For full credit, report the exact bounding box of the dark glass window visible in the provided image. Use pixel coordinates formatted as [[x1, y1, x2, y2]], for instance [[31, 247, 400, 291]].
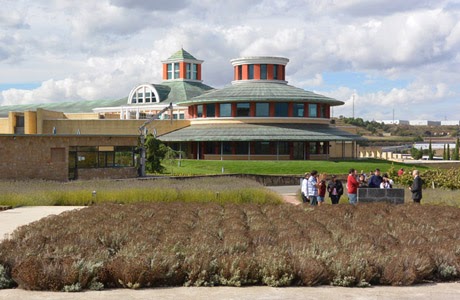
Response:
[[238, 65, 242, 80], [260, 64, 267, 79], [248, 64, 254, 79], [309, 142, 317, 154], [223, 142, 232, 154], [255, 103, 269, 117], [309, 104, 317, 117], [293, 103, 304, 117], [192, 64, 197, 80], [197, 105, 203, 118], [235, 142, 248, 155], [220, 103, 232, 117], [275, 102, 289, 117], [206, 104, 215, 118], [273, 65, 278, 80], [186, 63, 191, 79], [278, 142, 290, 155], [254, 142, 272, 154], [236, 103, 250, 117], [320, 104, 327, 118]]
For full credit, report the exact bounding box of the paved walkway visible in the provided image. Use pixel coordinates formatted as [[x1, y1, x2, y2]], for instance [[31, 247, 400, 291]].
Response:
[[1, 190, 459, 299]]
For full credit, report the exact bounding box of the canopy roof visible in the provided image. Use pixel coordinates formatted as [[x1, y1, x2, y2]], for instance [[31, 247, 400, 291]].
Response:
[[159, 123, 362, 142]]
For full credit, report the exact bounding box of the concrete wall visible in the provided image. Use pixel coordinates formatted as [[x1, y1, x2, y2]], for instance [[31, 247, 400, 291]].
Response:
[[37, 109, 66, 134], [329, 141, 356, 159], [43, 119, 190, 135], [24, 111, 37, 134], [0, 118, 8, 134], [0, 135, 138, 181]]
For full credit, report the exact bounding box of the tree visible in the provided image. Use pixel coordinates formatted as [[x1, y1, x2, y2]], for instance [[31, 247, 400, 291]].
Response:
[[411, 147, 423, 160], [144, 134, 167, 173], [428, 140, 434, 160], [443, 144, 447, 160], [447, 143, 451, 160], [453, 137, 460, 160]]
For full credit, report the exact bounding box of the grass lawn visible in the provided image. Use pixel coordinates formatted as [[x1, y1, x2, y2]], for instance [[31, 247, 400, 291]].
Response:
[[163, 159, 427, 176]]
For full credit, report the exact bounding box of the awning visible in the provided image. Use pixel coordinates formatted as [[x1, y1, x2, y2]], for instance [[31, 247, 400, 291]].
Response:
[[158, 123, 364, 142]]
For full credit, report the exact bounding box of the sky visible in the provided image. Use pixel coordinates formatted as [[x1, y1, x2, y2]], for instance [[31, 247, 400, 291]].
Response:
[[1, 0, 460, 121]]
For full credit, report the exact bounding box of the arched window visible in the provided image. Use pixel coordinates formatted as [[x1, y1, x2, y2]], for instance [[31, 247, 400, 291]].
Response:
[[127, 84, 161, 105]]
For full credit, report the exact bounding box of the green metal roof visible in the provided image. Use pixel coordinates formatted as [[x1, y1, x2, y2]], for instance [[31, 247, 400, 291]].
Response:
[[177, 82, 344, 106], [167, 48, 198, 61], [158, 81, 214, 104], [159, 123, 363, 142], [0, 97, 128, 117]]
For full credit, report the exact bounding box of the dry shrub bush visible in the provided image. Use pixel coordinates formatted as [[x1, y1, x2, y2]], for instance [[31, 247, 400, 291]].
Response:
[[1, 202, 460, 291]]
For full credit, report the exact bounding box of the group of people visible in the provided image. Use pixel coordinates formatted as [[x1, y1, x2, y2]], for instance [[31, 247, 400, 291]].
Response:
[[301, 168, 423, 205]]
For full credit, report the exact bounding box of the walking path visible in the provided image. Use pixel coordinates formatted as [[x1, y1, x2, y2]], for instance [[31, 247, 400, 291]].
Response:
[[1, 188, 459, 299]]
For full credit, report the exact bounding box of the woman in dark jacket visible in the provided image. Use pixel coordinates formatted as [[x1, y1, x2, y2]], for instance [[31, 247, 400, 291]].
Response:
[[327, 175, 344, 204]]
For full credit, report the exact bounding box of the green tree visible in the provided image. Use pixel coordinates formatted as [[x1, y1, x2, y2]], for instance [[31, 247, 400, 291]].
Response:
[[453, 137, 460, 160], [443, 144, 447, 160], [411, 147, 423, 160], [447, 143, 451, 160], [145, 134, 167, 173], [428, 140, 434, 160]]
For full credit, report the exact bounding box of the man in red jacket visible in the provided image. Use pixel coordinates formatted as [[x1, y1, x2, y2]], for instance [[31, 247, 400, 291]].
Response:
[[347, 168, 359, 204]]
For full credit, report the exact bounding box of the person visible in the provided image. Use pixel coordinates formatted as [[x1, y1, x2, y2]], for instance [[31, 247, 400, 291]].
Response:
[[398, 168, 405, 176], [347, 168, 359, 204], [409, 170, 423, 203], [368, 168, 383, 188], [360, 170, 367, 181], [317, 174, 327, 206], [307, 170, 319, 206], [380, 174, 393, 189], [358, 173, 368, 187], [300, 172, 309, 203], [327, 175, 343, 204]]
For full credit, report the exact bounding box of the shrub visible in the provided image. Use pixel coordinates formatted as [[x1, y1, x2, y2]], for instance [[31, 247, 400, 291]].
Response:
[[0, 264, 14, 289]]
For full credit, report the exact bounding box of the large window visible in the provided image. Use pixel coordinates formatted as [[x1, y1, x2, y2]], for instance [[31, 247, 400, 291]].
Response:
[[69, 146, 135, 169], [197, 105, 203, 118], [293, 103, 304, 117], [260, 64, 267, 79], [174, 63, 180, 79], [273, 65, 278, 80], [187, 63, 197, 80], [167, 63, 173, 79], [130, 85, 158, 104], [275, 102, 289, 117], [248, 64, 254, 79], [255, 103, 269, 117], [278, 142, 290, 155], [220, 103, 232, 117], [309, 104, 318, 117], [238, 65, 242, 80], [236, 103, 250, 117], [254, 142, 272, 154], [235, 142, 248, 155], [320, 104, 327, 118], [206, 104, 215, 118], [309, 142, 317, 154]]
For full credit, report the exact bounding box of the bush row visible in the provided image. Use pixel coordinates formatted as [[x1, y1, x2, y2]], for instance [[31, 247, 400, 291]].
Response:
[[1, 202, 459, 291]]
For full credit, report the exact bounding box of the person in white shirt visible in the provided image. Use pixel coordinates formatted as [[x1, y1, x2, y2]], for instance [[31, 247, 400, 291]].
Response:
[[300, 172, 309, 203]]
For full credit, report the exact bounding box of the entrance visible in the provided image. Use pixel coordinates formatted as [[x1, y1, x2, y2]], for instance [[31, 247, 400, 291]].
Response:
[[293, 142, 305, 160]]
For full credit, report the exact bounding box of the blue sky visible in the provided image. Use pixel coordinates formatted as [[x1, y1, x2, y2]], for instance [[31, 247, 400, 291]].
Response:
[[1, 0, 460, 120]]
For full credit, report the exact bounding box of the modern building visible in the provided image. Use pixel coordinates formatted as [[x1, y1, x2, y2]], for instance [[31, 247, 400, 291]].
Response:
[[0, 49, 362, 180], [408, 120, 441, 126], [377, 120, 410, 125]]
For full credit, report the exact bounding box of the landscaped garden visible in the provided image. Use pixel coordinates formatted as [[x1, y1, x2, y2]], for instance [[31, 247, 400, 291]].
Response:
[[1, 164, 460, 291]]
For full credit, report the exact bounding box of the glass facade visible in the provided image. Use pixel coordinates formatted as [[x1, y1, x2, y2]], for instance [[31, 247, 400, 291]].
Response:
[[197, 105, 203, 118], [275, 102, 289, 117], [255, 103, 269, 117], [273, 65, 278, 80]]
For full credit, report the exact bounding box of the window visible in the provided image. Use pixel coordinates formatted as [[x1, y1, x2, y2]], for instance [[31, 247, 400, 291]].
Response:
[[186, 63, 191, 79], [273, 65, 278, 80], [278, 142, 289, 155], [309, 142, 317, 154], [235, 142, 248, 154], [309, 104, 317, 117], [174, 63, 180, 79], [192, 64, 197, 80], [129, 85, 158, 105], [320, 104, 327, 118], [260, 64, 267, 79], [167, 63, 173, 79], [255, 103, 269, 117], [206, 104, 215, 118], [220, 103, 232, 117], [236, 103, 250, 117], [248, 64, 254, 79], [275, 102, 289, 117], [293, 103, 304, 117], [254, 142, 272, 154], [197, 105, 203, 118], [238, 65, 242, 80], [137, 91, 143, 103], [222, 142, 232, 154]]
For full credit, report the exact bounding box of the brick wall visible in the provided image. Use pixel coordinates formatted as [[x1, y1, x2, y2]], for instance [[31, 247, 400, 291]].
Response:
[[0, 135, 138, 181], [357, 188, 405, 204], [77, 167, 138, 180]]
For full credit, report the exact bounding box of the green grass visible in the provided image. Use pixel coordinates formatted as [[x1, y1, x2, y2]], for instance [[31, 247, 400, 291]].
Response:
[[163, 159, 427, 176]]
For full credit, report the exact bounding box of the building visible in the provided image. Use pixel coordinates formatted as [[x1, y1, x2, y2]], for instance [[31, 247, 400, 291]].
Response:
[[0, 49, 362, 180], [408, 120, 441, 126], [377, 120, 410, 125]]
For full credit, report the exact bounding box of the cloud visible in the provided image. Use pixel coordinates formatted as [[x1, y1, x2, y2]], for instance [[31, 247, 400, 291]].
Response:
[[109, 0, 190, 11]]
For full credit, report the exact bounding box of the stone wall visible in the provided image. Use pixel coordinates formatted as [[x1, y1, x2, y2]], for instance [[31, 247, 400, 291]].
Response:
[[357, 188, 405, 204], [77, 167, 138, 180]]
